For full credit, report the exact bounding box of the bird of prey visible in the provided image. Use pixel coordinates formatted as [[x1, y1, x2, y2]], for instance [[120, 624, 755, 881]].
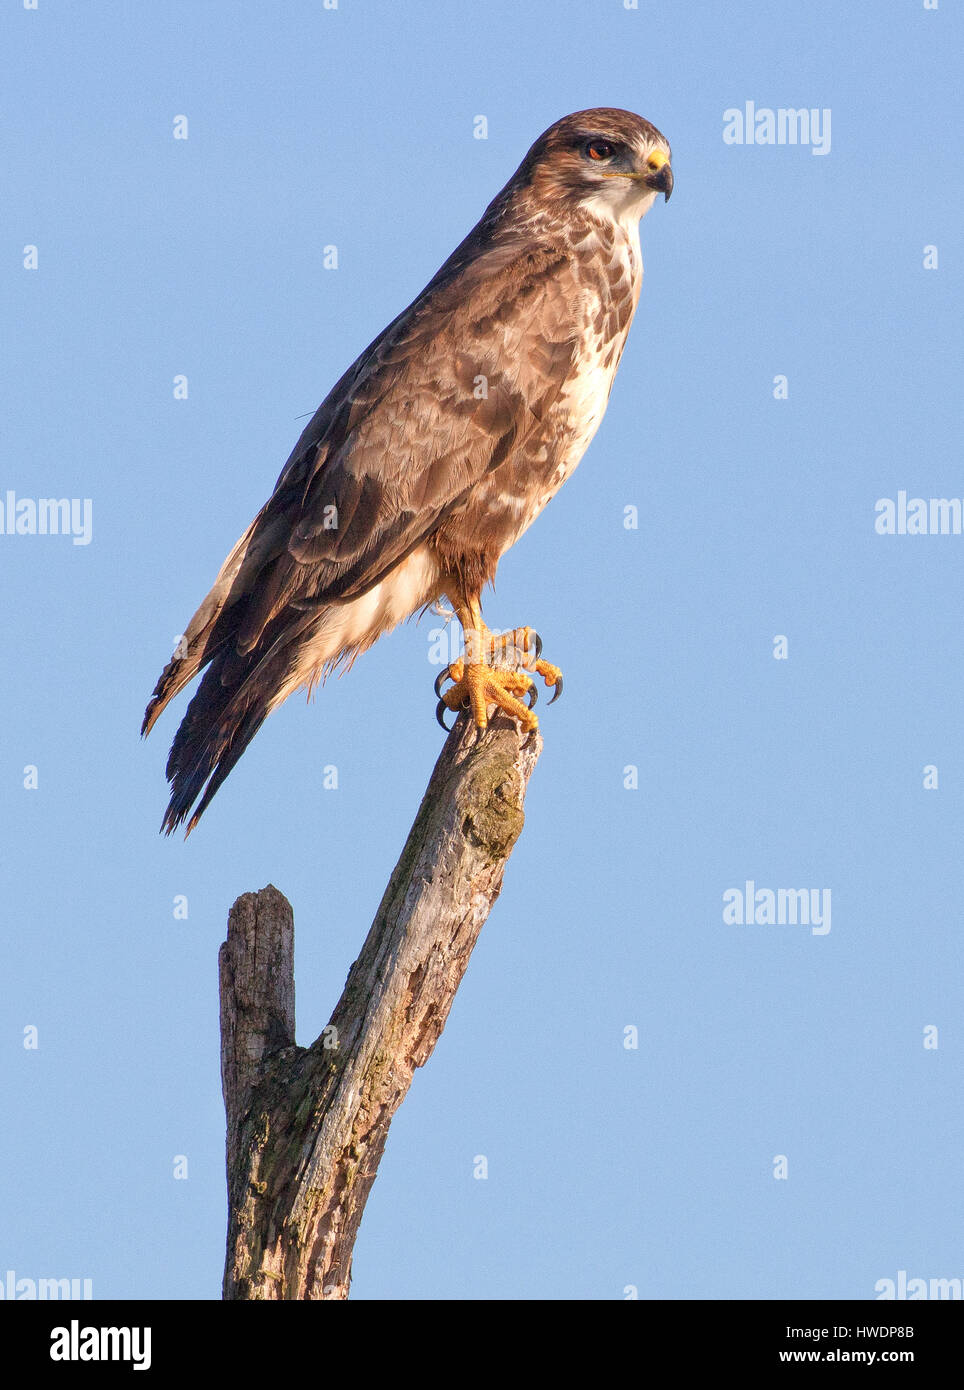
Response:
[[143, 107, 673, 834]]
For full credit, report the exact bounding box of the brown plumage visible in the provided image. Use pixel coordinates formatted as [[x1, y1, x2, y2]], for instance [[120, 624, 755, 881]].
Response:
[[143, 108, 673, 834]]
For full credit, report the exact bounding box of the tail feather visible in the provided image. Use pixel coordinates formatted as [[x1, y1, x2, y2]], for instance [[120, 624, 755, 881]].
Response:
[[157, 610, 318, 836], [141, 641, 219, 739], [141, 514, 270, 739], [159, 658, 273, 836], [143, 535, 439, 834]]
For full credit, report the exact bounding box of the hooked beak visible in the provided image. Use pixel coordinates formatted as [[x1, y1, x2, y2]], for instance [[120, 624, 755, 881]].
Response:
[[645, 150, 673, 201]]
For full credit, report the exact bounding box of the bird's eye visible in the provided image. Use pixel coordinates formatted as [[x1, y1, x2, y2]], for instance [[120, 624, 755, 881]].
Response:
[[586, 140, 616, 161]]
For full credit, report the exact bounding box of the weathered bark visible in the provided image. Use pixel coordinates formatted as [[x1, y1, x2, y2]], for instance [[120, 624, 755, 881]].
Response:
[[219, 711, 542, 1299]]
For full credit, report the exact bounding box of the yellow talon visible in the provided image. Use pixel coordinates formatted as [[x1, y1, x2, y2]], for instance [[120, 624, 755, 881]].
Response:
[[434, 623, 563, 731], [440, 662, 538, 732]]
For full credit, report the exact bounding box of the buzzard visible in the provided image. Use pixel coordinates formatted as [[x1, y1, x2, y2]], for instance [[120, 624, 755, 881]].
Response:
[[143, 108, 673, 834]]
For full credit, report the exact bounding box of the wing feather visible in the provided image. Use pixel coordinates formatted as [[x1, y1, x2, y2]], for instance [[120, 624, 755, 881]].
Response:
[[192, 236, 581, 658]]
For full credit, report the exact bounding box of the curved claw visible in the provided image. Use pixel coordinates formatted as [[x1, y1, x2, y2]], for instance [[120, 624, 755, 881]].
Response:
[[548, 674, 563, 705], [434, 668, 449, 698], [526, 681, 539, 710], [531, 630, 543, 661], [436, 699, 453, 732]]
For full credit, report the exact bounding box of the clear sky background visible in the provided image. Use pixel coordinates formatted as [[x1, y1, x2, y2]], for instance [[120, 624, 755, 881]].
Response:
[[2, 0, 962, 1301]]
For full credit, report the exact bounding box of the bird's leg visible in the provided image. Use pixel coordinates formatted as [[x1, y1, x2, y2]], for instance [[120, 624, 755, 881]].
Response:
[[437, 599, 536, 732], [434, 597, 563, 733]]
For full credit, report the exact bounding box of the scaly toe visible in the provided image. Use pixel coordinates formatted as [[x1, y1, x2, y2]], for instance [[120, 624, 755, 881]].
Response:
[[437, 663, 538, 733], [532, 657, 563, 702]]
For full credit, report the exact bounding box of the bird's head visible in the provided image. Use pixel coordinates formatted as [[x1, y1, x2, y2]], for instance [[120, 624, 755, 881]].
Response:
[[520, 108, 673, 227]]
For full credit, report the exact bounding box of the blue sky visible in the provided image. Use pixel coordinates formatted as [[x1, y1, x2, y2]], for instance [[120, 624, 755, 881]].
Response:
[[2, 0, 962, 1300]]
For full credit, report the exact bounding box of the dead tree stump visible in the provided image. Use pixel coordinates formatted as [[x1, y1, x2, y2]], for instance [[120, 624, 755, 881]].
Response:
[[219, 712, 542, 1299]]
